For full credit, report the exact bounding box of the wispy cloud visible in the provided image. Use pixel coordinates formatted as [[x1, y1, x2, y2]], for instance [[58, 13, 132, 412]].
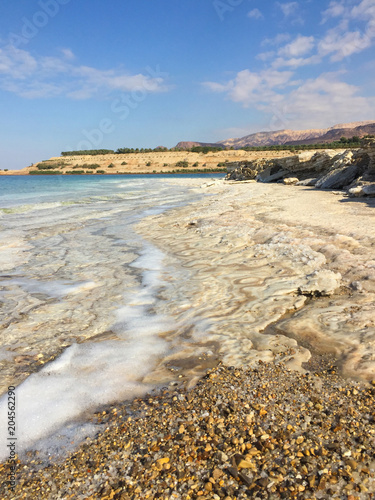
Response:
[[204, 0, 375, 130], [277, 1, 299, 17], [261, 33, 292, 46], [318, 0, 375, 61], [203, 68, 375, 130], [247, 8, 264, 20], [203, 68, 296, 108], [321, 1, 346, 23], [277, 35, 315, 57], [0, 45, 170, 99], [276, 1, 304, 25], [270, 34, 318, 68]]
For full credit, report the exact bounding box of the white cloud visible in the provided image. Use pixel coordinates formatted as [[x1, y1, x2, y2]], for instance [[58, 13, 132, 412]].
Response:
[[282, 72, 375, 128], [203, 68, 295, 108], [276, 1, 305, 24], [0, 45, 37, 79], [256, 51, 276, 61], [0, 45, 170, 99], [318, 25, 373, 61], [203, 69, 375, 130], [350, 0, 375, 22], [277, 1, 299, 17], [263, 35, 319, 68], [204, 1, 375, 131], [60, 48, 75, 60], [319, 0, 375, 60], [321, 1, 346, 23], [248, 8, 264, 20], [261, 33, 292, 46], [278, 35, 315, 57], [272, 55, 321, 68]]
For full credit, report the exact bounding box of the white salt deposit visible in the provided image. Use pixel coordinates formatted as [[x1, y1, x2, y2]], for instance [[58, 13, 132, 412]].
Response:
[[0, 241, 174, 461], [0, 175, 208, 462], [4, 278, 98, 298]]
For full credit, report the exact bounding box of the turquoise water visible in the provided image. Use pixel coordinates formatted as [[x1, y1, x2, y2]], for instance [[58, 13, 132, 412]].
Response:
[[0, 173, 222, 208], [0, 173, 223, 460]]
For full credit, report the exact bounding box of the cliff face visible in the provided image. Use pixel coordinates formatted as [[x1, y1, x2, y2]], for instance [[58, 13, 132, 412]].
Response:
[[226, 138, 375, 198]]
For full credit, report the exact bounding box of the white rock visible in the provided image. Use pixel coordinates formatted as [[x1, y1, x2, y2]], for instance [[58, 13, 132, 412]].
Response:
[[283, 177, 299, 185], [299, 270, 342, 296]]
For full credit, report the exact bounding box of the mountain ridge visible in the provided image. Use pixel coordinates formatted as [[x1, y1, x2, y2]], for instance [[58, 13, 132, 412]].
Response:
[[175, 121, 375, 149]]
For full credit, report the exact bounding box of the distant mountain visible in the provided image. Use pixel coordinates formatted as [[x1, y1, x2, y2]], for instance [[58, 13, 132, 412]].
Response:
[[283, 123, 375, 146], [174, 141, 219, 149], [175, 121, 375, 149]]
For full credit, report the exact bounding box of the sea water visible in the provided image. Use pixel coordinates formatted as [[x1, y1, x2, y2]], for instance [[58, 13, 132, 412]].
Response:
[[0, 174, 222, 461]]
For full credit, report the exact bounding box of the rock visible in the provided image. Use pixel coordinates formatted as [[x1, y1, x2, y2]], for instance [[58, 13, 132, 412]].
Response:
[[348, 183, 375, 197], [348, 186, 364, 197], [349, 281, 363, 292], [283, 177, 299, 185], [304, 151, 339, 174], [345, 459, 358, 470], [359, 137, 375, 173], [362, 184, 375, 196], [226, 141, 375, 189], [298, 270, 342, 296], [296, 178, 317, 186], [212, 468, 223, 480], [257, 167, 288, 183], [225, 160, 263, 181], [315, 164, 359, 190], [217, 451, 229, 462]]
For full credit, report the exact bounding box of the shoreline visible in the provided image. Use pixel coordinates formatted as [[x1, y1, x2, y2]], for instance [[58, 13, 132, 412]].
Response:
[[135, 179, 375, 382], [1, 179, 375, 498]]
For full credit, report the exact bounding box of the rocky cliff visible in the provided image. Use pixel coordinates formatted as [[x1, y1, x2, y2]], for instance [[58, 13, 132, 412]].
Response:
[[226, 138, 375, 198]]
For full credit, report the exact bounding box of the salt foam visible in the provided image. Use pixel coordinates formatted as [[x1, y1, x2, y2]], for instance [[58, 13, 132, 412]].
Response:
[[0, 242, 175, 461]]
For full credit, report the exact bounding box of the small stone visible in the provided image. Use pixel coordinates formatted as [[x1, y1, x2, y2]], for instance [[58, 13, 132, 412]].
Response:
[[156, 457, 170, 467], [237, 459, 253, 469], [212, 468, 223, 480], [218, 451, 229, 462], [345, 459, 358, 470], [227, 466, 239, 479], [245, 412, 254, 424]]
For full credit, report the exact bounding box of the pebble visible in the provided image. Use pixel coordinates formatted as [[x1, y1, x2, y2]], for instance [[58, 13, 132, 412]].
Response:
[[2, 362, 375, 499]]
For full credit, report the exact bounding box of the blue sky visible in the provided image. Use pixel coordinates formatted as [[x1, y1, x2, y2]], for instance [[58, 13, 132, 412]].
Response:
[[0, 0, 374, 169]]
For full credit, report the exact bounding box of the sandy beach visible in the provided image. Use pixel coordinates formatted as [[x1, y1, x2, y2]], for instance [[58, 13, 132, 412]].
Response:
[[1, 178, 375, 499]]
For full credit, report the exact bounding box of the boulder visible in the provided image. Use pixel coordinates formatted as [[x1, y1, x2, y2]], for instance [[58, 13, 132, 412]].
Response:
[[283, 177, 299, 185], [348, 183, 375, 197], [362, 184, 375, 196], [315, 164, 359, 190], [256, 167, 288, 183], [298, 270, 342, 297], [296, 178, 317, 186], [305, 151, 339, 173], [225, 166, 257, 181]]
